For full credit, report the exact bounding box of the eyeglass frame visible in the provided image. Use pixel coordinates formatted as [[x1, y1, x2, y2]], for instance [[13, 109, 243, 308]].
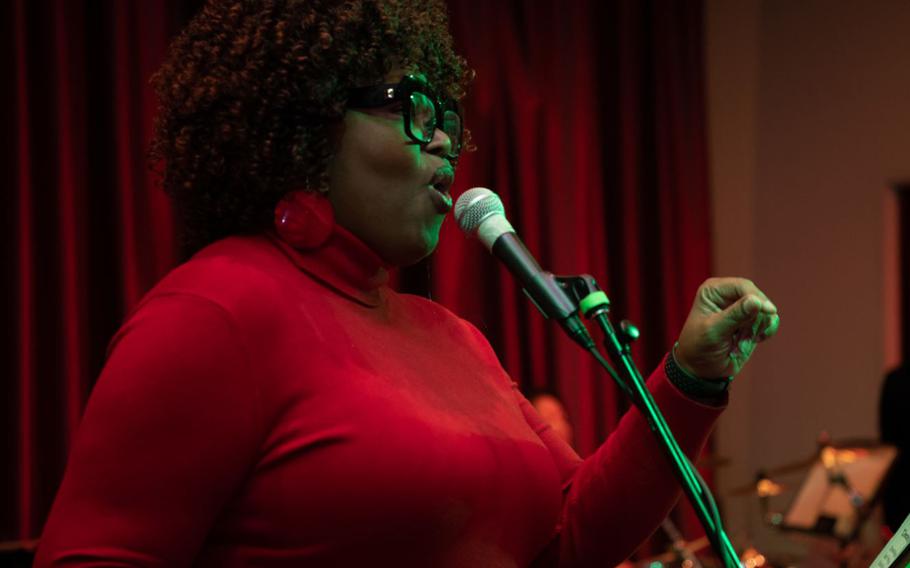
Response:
[[347, 74, 463, 159]]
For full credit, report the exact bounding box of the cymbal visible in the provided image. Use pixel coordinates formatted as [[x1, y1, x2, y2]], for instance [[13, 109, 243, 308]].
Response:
[[761, 456, 817, 478], [760, 438, 886, 477], [726, 437, 888, 498], [818, 436, 883, 449], [727, 478, 787, 498], [725, 459, 813, 497]]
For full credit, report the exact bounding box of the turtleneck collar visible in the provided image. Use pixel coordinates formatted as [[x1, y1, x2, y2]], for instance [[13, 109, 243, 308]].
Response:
[[267, 224, 390, 308]]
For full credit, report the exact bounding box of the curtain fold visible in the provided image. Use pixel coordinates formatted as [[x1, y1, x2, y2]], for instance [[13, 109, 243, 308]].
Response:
[[4, 0, 192, 541], [4, 0, 712, 553], [437, 0, 711, 461]]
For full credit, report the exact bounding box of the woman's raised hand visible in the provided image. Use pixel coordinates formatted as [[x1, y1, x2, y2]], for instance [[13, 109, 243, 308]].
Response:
[[675, 277, 781, 379]]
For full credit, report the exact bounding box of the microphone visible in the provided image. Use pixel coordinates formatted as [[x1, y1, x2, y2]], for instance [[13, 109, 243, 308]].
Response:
[[454, 187, 594, 349]]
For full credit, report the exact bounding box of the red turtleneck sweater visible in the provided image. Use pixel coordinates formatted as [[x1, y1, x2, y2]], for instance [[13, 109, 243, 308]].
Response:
[[35, 227, 724, 567]]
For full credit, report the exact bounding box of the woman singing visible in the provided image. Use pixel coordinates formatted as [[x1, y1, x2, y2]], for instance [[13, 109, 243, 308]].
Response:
[[35, 0, 779, 566]]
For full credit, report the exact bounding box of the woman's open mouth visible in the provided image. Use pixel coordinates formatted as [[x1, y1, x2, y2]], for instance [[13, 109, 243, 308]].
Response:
[[428, 167, 455, 213]]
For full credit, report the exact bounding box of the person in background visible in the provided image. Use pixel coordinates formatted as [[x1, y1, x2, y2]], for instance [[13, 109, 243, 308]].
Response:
[[528, 389, 575, 447]]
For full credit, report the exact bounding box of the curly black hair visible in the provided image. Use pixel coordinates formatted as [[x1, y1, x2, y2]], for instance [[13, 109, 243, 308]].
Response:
[[149, 0, 471, 254]]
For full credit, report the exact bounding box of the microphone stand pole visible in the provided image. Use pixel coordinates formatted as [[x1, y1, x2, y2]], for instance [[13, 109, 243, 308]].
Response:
[[556, 275, 741, 568]]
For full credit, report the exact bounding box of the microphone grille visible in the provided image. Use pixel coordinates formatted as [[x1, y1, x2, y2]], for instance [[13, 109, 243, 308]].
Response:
[[454, 187, 504, 234]]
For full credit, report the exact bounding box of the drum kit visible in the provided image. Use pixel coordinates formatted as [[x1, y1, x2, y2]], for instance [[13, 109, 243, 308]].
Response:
[[631, 435, 898, 568]]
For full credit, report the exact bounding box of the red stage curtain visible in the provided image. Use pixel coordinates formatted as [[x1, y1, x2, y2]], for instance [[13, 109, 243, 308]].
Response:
[[432, 0, 712, 463], [3, 0, 712, 550], [3, 0, 196, 542]]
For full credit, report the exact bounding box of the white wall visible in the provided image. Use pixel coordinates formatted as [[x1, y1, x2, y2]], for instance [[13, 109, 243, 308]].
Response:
[[706, 0, 910, 559]]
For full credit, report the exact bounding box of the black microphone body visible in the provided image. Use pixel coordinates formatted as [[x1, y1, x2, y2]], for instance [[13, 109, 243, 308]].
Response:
[[491, 233, 577, 321], [455, 188, 594, 349]]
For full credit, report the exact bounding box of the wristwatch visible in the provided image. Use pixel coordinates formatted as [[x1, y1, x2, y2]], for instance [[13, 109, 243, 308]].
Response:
[[665, 342, 732, 402]]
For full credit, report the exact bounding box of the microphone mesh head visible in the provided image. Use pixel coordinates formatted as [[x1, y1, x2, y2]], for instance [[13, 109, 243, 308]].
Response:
[[454, 187, 504, 234]]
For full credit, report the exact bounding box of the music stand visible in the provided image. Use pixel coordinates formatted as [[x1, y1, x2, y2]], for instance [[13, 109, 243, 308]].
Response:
[[778, 443, 897, 543]]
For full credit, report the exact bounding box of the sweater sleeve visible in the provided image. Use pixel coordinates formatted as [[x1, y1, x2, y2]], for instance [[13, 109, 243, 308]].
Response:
[[519, 355, 726, 568], [34, 294, 263, 567]]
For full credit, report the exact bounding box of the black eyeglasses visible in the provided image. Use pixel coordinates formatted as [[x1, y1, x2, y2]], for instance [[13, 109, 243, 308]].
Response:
[[347, 74, 463, 159]]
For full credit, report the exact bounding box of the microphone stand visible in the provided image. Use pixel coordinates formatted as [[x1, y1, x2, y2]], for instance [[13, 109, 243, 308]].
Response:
[[554, 275, 742, 568]]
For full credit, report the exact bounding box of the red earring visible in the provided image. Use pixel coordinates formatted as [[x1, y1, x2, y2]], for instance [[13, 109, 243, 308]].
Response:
[[274, 190, 335, 250]]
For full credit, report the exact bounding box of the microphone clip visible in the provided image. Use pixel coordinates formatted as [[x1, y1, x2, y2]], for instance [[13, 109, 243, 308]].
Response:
[[554, 275, 639, 351], [554, 274, 609, 316]]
